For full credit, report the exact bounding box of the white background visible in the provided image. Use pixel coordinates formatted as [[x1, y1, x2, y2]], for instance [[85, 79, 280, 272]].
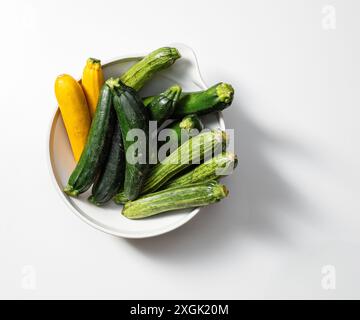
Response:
[[0, 0, 359, 299]]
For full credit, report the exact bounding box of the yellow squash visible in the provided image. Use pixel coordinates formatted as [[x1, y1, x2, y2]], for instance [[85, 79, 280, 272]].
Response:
[[81, 58, 104, 117], [55, 74, 91, 162]]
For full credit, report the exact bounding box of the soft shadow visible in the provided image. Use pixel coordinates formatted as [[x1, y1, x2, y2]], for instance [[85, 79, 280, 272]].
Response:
[[119, 88, 309, 263]]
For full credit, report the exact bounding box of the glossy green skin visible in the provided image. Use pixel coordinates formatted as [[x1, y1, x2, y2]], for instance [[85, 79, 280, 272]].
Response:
[[173, 83, 234, 118], [111, 81, 149, 201], [142, 130, 228, 194], [146, 85, 181, 125], [119, 47, 181, 91], [122, 180, 228, 219], [88, 120, 125, 205], [165, 152, 238, 188], [64, 85, 113, 196]]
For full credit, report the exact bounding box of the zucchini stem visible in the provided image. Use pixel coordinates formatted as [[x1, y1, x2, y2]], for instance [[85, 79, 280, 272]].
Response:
[[105, 77, 120, 90], [216, 83, 234, 104], [122, 180, 228, 219], [64, 184, 79, 197], [86, 58, 102, 70]]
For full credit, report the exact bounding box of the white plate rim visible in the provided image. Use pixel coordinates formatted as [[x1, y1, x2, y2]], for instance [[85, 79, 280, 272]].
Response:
[[47, 43, 225, 239]]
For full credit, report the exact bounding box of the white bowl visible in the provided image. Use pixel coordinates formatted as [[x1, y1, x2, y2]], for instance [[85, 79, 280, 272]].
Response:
[[48, 43, 225, 238]]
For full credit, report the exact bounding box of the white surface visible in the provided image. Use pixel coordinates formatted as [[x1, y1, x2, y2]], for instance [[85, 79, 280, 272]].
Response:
[[1, 0, 359, 299], [49, 44, 224, 238]]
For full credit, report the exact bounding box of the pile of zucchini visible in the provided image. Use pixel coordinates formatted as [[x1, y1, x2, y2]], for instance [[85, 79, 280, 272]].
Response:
[[63, 47, 237, 219]]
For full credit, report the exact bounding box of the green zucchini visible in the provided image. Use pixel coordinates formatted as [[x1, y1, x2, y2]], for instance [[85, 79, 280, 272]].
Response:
[[142, 129, 228, 194], [175, 114, 204, 132], [107, 78, 149, 201], [88, 120, 125, 205], [64, 84, 113, 196], [158, 114, 204, 160], [113, 191, 129, 205], [122, 180, 229, 219], [119, 47, 181, 91], [145, 85, 182, 125], [114, 130, 228, 204], [164, 83, 233, 118], [164, 152, 238, 188]]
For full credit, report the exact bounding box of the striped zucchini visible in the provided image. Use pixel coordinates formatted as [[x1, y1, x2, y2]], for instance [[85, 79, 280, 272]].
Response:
[[119, 47, 181, 90], [114, 130, 228, 204], [164, 152, 238, 188], [122, 180, 229, 219], [144, 130, 228, 193], [158, 114, 204, 157]]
